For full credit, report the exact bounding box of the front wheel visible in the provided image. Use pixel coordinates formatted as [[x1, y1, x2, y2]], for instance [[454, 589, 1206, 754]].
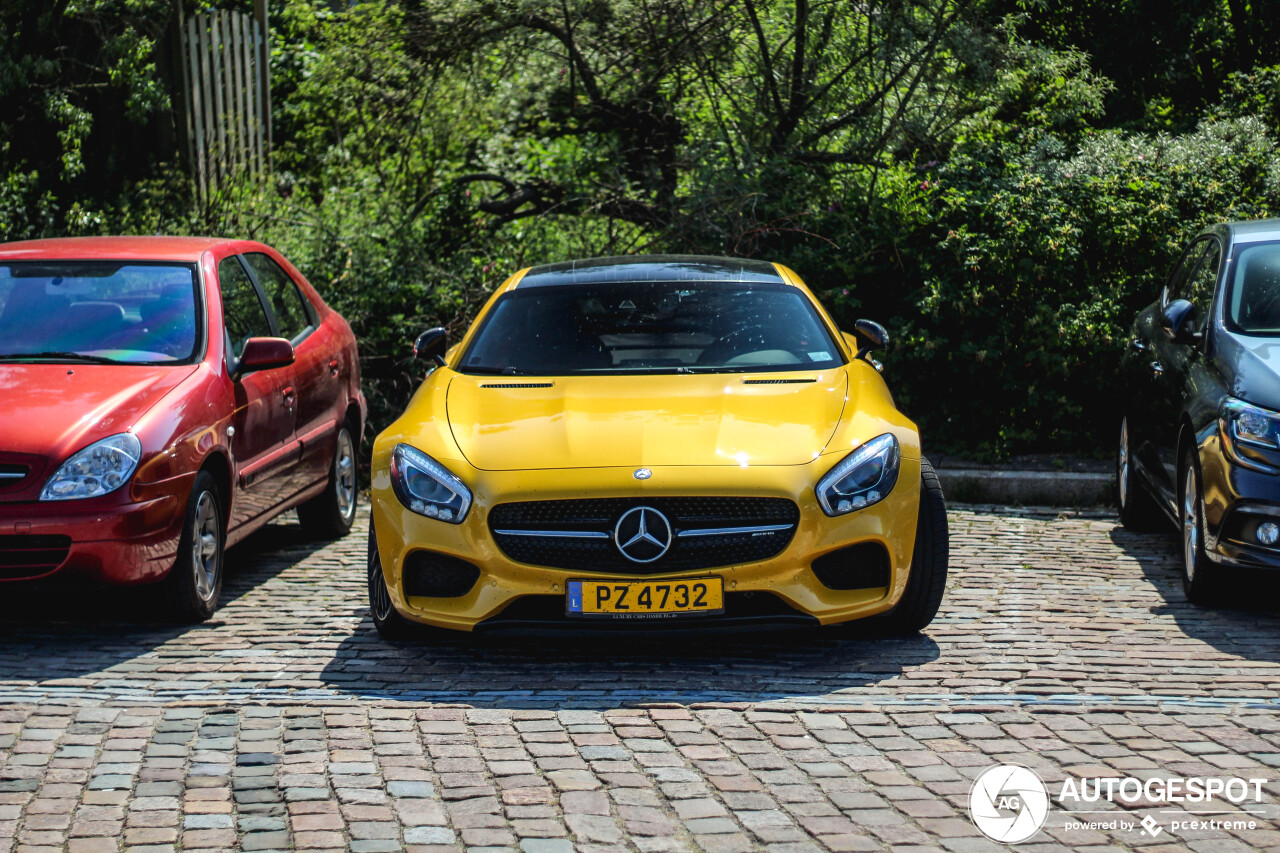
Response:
[[876, 457, 949, 634], [298, 422, 359, 539], [367, 522, 418, 640], [1180, 450, 1220, 605], [163, 470, 225, 622]]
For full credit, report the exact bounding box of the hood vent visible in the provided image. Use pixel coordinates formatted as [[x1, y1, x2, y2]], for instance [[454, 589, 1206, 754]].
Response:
[[742, 377, 817, 384], [480, 382, 555, 389]]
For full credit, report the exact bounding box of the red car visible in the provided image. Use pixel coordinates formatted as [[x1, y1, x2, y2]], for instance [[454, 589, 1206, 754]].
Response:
[[0, 236, 365, 620]]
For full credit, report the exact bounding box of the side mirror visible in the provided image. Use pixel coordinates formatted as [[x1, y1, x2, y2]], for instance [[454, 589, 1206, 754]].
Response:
[[414, 327, 448, 366], [852, 318, 890, 359], [1160, 299, 1201, 345], [237, 337, 294, 376]]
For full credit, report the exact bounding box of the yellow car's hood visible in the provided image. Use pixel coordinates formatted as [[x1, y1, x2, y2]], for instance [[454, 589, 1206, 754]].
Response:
[[446, 371, 849, 470]]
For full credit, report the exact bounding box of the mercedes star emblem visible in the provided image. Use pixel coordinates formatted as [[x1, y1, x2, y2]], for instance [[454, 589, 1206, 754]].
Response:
[[613, 506, 673, 563]]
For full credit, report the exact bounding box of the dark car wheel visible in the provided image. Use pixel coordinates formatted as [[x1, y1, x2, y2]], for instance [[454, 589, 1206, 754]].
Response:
[[1180, 449, 1220, 605], [1116, 415, 1166, 531], [163, 470, 225, 622], [298, 421, 359, 539], [368, 521, 419, 640], [876, 457, 949, 635]]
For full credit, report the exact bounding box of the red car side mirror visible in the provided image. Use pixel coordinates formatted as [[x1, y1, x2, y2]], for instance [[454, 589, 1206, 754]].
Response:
[[237, 337, 295, 376]]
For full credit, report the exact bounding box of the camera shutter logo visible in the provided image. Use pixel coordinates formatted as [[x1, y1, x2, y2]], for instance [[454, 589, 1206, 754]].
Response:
[[968, 764, 1049, 844]]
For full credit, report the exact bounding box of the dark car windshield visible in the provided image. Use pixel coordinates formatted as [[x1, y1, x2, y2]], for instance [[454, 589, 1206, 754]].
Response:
[[1229, 241, 1280, 335], [458, 281, 844, 375], [0, 262, 201, 364]]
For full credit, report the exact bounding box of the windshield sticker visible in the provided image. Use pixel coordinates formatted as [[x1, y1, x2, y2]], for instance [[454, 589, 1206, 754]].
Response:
[[808, 351, 832, 361]]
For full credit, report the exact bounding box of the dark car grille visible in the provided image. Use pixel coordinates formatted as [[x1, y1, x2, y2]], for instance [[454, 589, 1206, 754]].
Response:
[[0, 535, 71, 580], [488, 497, 799, 573], [0, 464, 29, 491]]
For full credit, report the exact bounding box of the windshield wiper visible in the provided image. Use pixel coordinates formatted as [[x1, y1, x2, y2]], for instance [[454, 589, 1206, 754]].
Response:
[[0, 351, 121, 364]]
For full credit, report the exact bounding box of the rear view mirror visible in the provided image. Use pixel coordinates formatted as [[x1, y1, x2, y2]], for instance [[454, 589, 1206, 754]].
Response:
[[1160, 299, 1201, 345], [852, 319, 890, 358], [414, 327, 448, 366], [237, 337, 294, 376]]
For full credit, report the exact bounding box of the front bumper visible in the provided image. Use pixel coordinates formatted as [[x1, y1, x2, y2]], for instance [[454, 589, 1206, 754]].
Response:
[[1201, 430, 1280, 569], [370, 458, 922, 632], [0, 481, 187, 585]]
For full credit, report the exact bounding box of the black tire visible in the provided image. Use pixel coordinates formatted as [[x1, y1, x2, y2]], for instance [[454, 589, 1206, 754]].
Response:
[[877, 457, 949, 635], [1116, 415, 1166, 531], [163, 470, 225, 622], [368, 521, 419, 640], [1179, 448, 1220, 605], [298, 421, 359, 539]]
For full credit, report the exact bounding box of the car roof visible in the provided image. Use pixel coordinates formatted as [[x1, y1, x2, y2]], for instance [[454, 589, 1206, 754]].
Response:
[[516, 254, 784, 288], [0, 235, 233, 263], [1222, 219, 1280, 244]]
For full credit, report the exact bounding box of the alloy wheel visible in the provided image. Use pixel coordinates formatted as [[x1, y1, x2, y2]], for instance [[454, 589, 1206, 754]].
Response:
[[335, 428, 357, 523], [1182, 464, 1200, 583], [191, 490, 221, 602], [369, 554, 394, 622], [1117, 417, 1130, 510]]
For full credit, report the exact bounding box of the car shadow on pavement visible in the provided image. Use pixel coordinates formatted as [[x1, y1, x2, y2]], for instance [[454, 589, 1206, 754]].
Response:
[[1110, 526, 1280, 663], [0, 516, 332, 679], [314, 616, 942, 707]]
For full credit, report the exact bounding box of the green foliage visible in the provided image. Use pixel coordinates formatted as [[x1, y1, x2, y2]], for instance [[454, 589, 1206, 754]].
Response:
[[6, 0, 1280, 460], [889, 117, 1280, 456]]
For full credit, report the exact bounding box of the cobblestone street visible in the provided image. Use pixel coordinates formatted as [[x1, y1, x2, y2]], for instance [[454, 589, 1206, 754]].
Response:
[[3, 506, 1280, 852]]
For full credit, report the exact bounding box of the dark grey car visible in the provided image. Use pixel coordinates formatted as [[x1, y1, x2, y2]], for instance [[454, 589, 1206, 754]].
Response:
[[1118, 218, 1280, 603]]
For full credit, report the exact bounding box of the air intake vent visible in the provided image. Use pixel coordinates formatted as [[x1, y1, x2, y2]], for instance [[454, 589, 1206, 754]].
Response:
[[811, 543, 891, 590], [402, 550, 481, 598], [480, 383, 554, 389], [742, 378, 817, 384], [0, 535, 71, 580]]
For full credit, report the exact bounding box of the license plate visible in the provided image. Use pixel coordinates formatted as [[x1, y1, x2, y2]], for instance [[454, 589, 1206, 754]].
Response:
[[566, 578, 724, 619]]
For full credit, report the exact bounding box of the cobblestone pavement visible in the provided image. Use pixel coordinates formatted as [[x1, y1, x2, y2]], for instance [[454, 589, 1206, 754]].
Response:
[[2, 506, 1280, 852]]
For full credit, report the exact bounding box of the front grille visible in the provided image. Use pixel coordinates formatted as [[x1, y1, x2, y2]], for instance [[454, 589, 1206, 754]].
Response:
[[0, 464, 29, 490], [0, 535, 71, 580], [489, 497, 799, 573]]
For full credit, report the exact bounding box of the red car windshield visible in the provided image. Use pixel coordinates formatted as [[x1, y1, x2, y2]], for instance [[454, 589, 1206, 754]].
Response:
[[0, 262, 201, 364], [459, 282, 845, 375]]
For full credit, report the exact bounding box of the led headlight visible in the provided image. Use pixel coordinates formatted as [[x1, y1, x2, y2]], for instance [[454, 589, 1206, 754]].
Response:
[[1220, 397, 1280, 473], [390, 443, 471, 523], [1221, 397, 1280, 448], [816, 433, 900, 516], [40, 433, 143, 501]]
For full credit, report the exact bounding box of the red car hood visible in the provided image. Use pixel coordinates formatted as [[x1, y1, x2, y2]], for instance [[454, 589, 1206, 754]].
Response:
[[0, 364, 196, 499]]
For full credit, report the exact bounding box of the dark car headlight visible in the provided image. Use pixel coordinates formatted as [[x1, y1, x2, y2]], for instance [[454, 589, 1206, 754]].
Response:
[[1220, 398, 1280, 473], [816, 433, 900, 516], [390, 444, 472, 523]]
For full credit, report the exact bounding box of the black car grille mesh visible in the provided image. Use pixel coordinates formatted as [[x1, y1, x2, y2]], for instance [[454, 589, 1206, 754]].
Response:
[[488, 497, 799, 573], [0, 535, 71, 580]]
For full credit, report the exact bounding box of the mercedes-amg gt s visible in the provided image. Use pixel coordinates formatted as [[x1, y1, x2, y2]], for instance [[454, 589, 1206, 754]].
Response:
[[367, 256, 947, 635]]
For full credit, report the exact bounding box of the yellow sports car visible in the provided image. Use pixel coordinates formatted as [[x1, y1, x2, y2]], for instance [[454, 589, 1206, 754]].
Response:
[[368, 256, 947, 636]]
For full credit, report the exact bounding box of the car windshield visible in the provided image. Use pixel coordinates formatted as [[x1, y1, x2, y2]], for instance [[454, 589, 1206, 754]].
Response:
[[0, 262, 200, 364], [1229, 241, 1280, 334], [459, 281, 844, 375]]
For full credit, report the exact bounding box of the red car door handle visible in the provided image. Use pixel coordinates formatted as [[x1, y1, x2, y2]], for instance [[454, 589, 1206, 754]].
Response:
[[282, 386, 296, 404], [329, 359, 340, 377]]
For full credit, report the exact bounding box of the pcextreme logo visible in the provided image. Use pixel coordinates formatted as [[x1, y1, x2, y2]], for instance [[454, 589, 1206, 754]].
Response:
[[967, 764, 1269, 844]]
